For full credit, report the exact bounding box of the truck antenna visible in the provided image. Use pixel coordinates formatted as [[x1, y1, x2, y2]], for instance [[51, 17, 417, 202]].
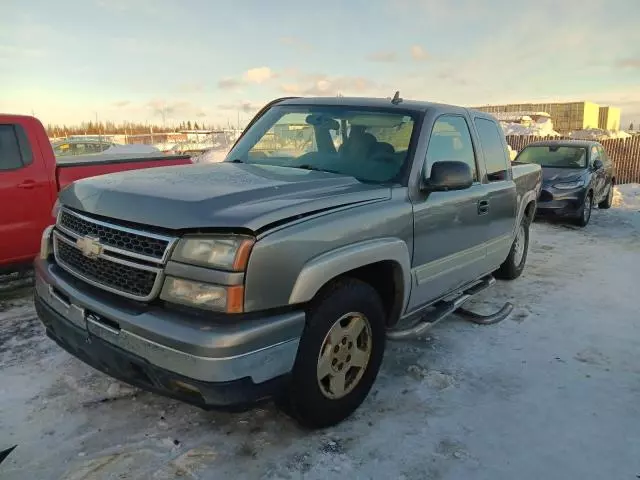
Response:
[[391, 91, 402, 105]]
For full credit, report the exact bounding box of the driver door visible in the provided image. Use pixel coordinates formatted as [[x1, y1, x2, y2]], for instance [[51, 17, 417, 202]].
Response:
[[408, 115, 491, 311]]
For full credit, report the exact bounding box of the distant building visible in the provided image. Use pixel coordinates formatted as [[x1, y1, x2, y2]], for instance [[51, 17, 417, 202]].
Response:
[[473, 101, 614, 134], [598, 106, 621, 131]]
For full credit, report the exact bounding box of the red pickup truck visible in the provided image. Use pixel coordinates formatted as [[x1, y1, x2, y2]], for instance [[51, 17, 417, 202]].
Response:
[[0, 114, 192, 274]]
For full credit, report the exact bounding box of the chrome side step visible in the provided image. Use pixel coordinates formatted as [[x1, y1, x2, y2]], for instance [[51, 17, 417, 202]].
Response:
[[386, 276, 512, 340]]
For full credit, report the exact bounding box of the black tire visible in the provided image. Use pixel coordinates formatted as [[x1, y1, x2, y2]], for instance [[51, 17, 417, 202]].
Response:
[[277, 278, 386, 429], [574, 191, 593, 227], [494, 217, 530, 280], [598, 182, 613, 209]]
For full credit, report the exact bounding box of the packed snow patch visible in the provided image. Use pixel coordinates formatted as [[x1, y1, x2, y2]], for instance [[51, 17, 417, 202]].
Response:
[[612, 183, 640, 209]]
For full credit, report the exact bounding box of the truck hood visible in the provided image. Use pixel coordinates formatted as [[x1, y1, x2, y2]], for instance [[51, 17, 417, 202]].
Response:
[[541, 167, 585, 185], [59, 163, 391, 231]]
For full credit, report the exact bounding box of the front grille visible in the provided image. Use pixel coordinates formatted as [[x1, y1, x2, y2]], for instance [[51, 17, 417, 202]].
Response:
[[53, 208, 175, 301], [55, 237, 159, 299], [59, 210, 170, 260]]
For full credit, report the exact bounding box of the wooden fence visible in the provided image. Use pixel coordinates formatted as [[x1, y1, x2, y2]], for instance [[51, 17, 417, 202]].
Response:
[[506, 135, 640, 185]]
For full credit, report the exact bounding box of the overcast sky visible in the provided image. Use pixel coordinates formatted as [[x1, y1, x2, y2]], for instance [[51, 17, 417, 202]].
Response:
[[1, 0, 638, 127]]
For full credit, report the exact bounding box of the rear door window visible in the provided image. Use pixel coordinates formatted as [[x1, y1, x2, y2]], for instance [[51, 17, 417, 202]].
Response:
[[474, 118, 509, 181], [0, 124, 31, 171]]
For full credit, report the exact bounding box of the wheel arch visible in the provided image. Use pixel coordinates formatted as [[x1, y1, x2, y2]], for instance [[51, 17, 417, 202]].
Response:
[[288, 238, 411, 326]]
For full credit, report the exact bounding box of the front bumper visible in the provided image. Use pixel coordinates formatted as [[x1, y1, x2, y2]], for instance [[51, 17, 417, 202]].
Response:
[[535, 186, 586, 217], [34, 258, 305, 409]]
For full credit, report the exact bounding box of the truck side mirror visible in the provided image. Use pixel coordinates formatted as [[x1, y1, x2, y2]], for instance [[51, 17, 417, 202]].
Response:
[[593, 159, 603, 171], [421, 160, 473, 192]]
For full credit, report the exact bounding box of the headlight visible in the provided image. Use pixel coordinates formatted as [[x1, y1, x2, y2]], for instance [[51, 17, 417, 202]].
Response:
[[553, 180, 584, 190], [160, 277, 244, 313], [172, 236, 254, 271]]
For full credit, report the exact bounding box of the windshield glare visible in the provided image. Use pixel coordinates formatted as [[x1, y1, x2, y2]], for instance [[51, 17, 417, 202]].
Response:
[[517, 145, 587, 168], [225, 105, 417, 184]]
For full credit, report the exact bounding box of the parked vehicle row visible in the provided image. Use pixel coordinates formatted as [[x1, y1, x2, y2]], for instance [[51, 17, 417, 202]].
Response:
[[33, 95, 542, 428], [513, 140, 616, 227], [0, 114, 193, 274]]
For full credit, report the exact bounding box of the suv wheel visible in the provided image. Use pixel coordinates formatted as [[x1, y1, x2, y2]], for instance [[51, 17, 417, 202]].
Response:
[[598, 182, 614, 209], [278, 278, 386, 429], [495, 216, 529, 280]]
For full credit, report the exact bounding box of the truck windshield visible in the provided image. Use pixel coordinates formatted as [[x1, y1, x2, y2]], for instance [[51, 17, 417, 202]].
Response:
[[516, 145, 587, 168], [225, 105, 418, 184]]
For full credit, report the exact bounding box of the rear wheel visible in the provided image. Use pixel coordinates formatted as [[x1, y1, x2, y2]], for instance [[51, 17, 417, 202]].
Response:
[[278, 278, 386, 429], [598, 182, 614, 209], [495, 217, 529, 280], [575, 192, 593, 227]]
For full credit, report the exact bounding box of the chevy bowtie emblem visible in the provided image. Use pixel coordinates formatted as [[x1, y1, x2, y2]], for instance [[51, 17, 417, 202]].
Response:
[[76, 235, 103, 258]]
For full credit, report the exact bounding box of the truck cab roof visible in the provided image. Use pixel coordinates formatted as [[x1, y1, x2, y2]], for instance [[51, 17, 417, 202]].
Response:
[[275, 96, 495, 120]]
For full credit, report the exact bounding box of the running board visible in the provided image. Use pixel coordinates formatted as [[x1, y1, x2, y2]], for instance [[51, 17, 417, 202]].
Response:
[[386, 276, 510, 340]]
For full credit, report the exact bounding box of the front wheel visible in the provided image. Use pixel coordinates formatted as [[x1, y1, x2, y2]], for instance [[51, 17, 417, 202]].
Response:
[[278, 278, 386, 429], [494, 217, 529, 280], [574, 192, 593, 227]]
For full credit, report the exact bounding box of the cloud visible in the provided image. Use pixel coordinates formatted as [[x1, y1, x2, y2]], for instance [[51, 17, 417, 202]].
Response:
[[616, 58, 640, 69], [281, 74, 383, 96], [178, 82, 204, 93], [218, 77, 243, 90], [145, 99, 197, 119], [410, 45, 429, 61], [367, 51, 398, 63], [281, 84, 302, 94], [218, 101, 262, 114], [244, 67, 274, 84], [280, 36, 313, 52], [112, 100, 131, 108], [0, 44, 45, 59]]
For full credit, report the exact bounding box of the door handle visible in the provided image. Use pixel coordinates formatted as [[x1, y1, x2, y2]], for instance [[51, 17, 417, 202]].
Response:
[[17, 180, 37, 189], [478, 199, 490, 215]]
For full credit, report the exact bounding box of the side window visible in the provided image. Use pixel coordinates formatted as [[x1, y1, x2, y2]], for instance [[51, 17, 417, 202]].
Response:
[[598, 145, 609, 164], [590, 146, 600, 166], [474, 117, 509, 182], [425, 115, 477, 181], [0, 125, 25, 171]]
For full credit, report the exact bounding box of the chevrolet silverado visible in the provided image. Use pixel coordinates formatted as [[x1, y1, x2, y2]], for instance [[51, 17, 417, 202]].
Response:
[[34, 96, 542, 428]]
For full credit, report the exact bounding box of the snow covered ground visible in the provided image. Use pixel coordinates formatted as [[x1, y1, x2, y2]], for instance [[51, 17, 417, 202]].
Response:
[[1, 185, 640, 480]]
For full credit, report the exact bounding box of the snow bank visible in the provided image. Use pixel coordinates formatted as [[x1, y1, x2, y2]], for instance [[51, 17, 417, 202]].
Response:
[[192, 149, 229, 163], [500, 118, 560, 137], [568, 128, 632, 141]]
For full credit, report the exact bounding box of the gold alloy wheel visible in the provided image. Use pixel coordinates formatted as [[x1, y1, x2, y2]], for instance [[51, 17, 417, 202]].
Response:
[[316, 312, 373, 399]]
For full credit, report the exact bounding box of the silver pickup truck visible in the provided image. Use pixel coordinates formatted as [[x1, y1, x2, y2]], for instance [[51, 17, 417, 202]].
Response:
[[34, 95, 541, 428]]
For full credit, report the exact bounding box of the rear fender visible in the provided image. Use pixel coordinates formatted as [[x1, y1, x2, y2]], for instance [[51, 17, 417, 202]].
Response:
[[516, 190, 538, 231]]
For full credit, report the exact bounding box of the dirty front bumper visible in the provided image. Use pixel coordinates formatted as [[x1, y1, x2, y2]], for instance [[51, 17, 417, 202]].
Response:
[[34, 258, 305, 410], [535, 186, 587, 217]]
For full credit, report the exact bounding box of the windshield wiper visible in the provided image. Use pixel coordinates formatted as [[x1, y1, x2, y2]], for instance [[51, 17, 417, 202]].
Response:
[[296, 164, 342, 175]]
